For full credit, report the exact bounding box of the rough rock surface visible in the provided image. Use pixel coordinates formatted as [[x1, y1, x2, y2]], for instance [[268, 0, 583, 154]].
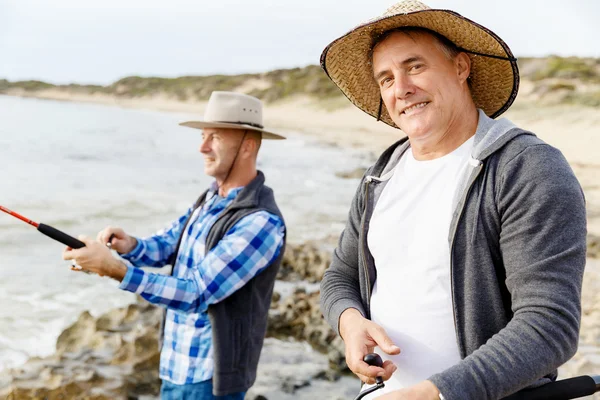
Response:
[[0, 300, 163, 399], [335, 167, 367, 180], [267, 288, 346, 374], [588, 234, 600, 259], [0, 286, 348, 399], [278, 239, 336, 283]]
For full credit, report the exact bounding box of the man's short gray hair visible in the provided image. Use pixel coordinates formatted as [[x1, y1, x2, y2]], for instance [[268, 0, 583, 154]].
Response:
[[368, 27, 462, 65]]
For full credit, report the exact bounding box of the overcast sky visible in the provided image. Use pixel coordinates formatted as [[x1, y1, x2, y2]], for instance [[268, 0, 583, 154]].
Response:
[[1, 0, 598, 85]]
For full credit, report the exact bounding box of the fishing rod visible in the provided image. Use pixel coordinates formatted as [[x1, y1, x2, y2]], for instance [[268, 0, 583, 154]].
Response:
[[0, 205, 85, 249], [352, 353, 600, 400]]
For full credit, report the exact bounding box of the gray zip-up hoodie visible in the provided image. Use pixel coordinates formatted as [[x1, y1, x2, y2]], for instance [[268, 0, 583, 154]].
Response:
[[320, 110, 587, 399]]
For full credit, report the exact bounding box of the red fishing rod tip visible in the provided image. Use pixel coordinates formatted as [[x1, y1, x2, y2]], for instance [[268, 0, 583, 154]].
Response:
[[0, 205, 40, 228]]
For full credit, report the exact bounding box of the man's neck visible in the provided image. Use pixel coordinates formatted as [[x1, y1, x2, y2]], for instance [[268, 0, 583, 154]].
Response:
[[217, 168, 257, 197], [411, 107, 479, 161]]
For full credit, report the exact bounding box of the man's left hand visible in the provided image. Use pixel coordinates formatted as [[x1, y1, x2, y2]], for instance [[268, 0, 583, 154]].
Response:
[[62, 235, 127, 281], [375, 380, 440, 400]]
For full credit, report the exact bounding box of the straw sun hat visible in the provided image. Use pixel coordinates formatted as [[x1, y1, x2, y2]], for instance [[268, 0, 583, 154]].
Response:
[[320, 0, 520, 128]]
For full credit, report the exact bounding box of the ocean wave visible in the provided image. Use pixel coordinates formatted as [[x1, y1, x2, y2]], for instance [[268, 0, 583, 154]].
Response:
[[63, 153, 108, 162], [0, 348, 29, 374], [0, 199, 184, 231]]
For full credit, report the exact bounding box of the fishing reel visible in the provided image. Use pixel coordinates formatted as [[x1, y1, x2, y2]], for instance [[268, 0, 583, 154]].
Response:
[[354, 353, 385, 400]]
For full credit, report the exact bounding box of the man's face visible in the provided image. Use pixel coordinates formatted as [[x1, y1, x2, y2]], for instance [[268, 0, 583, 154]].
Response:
[[372, 32, 469, 141], [199, 128, 244, 179]]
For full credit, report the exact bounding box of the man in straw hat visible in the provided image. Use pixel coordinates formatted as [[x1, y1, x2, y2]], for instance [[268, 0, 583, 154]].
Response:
[[63, 91, 287, 399], [319, 1, 586, 399]]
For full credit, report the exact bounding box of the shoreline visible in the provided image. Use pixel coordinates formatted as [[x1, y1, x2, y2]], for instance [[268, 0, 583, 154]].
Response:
[[4, 90, 599, 236]]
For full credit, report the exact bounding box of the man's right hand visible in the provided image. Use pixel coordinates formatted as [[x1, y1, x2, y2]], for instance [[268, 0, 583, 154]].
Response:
[[97, 226, 137, 254], [339, 308, 400, 385]]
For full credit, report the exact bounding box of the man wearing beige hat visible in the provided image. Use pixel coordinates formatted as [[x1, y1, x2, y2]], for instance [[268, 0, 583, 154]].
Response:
[[319, 1, 587, 399], [63, 91, 287, 399]]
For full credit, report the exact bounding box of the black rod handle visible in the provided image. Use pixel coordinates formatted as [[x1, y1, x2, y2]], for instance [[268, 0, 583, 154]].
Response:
[[503, 375, 598, 400], [354, 354, 386, 400], [363, 353, 384, 385], [37, 223, 85, 249]]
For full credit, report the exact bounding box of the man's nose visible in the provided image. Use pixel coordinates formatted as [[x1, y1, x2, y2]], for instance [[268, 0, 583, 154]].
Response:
[[394, 74, 415, 99], [199, 138, 211, 153]]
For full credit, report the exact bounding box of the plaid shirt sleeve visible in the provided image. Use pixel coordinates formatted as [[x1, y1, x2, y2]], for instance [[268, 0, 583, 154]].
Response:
[[118, 211, 285, 313], [120, 206, 194, 268]]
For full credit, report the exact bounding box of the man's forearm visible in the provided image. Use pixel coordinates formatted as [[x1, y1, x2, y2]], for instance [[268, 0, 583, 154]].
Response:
[[105, 258, 128, 282]]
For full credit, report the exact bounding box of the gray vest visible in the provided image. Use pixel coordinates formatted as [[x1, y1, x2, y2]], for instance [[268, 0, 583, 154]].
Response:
[[169, 171, 286, 396]]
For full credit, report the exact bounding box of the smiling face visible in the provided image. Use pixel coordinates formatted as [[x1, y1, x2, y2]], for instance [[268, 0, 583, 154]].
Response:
[[199, 128, 245, 179], [199, 127, 261, 182], [372, 30, 472, 142]]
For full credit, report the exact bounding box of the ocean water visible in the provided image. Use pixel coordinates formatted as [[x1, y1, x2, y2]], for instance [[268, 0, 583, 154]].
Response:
[[0, 95, 370, 373]]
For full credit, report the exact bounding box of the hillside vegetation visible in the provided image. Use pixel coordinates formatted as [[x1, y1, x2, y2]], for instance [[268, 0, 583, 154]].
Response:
[[1, 57, 599, 108]]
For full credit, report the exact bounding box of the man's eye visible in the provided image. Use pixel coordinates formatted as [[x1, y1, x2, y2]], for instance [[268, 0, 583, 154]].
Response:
[[410, 64, 424, 72], [380, 77, 392, 86]]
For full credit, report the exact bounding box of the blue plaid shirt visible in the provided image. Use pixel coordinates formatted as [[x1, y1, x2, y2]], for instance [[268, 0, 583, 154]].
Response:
[[118, 185, 285, 384]]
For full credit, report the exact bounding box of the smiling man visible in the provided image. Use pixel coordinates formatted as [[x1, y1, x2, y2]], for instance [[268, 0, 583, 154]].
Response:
[[319, 1, 587, 400], [63, 91, 287, 400]]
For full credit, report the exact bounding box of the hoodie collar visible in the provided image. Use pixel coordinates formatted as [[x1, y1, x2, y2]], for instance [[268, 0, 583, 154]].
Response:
[[369, 109, 533, 181]]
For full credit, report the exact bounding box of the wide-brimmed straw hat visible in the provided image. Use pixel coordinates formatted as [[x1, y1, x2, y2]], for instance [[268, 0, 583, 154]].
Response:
[[320, 0, 519, 128], [180, 91, 285, 140]]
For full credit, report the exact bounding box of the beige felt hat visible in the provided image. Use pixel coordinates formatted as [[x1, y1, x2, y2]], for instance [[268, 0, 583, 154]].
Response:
[[180, 91, 285, 140], [320, 0, 520, 128]]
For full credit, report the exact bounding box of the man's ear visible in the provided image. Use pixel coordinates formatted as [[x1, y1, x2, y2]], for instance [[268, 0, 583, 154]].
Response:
[[455, 52, 471, 84], [242, 137, 257, 157]]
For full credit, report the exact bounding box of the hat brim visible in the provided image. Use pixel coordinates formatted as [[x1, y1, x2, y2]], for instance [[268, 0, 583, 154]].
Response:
[[320, 9, 519, 127], [179, 121, 286, 140]]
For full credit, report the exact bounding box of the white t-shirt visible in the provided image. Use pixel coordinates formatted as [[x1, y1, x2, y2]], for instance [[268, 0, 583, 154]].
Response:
[[363, 137, 474, 397]]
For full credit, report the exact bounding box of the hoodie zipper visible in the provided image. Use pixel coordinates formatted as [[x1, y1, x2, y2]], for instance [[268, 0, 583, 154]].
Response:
[[448, 163, 484, 355], [361, 177, 373, 310], [361, 175, 387, 313]]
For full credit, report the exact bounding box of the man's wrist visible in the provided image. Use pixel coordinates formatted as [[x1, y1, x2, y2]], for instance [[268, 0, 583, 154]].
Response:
[[126, 236, 138, 254], [420, 380, 442, 400], [118, 236, 138, 255], [339, 308, 363, 340], [107, 258, 128, 282]]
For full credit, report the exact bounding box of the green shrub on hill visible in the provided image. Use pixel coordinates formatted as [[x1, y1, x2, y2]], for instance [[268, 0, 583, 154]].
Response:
[[547, 82, 577, 92], [249, 65, 342, 102], [532, 56, 599, 82], [565, 91, 600, 108], [8, 80, 56, 91], [1, 57, 598, 109]]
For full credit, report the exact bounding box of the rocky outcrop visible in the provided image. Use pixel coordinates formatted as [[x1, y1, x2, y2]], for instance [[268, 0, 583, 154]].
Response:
[[278, 239, 336, 283], [0, 286, 348, 399], [0, 237, 353, 399], [272, 240, 347, 374], [267, 288, 346, 374], [588, 234, 600, 259], [245, 338, 358, 400], [335, 167, 367, 180], [0, 300, 163, 400]]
